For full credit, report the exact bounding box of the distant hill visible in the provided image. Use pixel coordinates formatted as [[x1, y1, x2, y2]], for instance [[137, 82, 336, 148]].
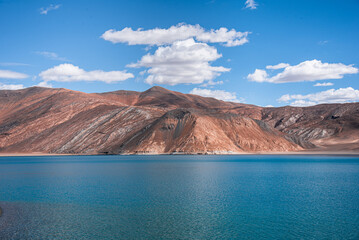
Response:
[[0, 86, 358, 154]]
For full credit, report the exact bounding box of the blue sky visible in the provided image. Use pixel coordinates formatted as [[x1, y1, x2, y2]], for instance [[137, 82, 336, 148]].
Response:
[[0, 0, 359, 106]]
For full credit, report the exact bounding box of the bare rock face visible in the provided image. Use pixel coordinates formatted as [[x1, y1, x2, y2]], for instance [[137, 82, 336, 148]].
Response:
[[0, 86, 357, 154], [116, 109, 301, 154], [259, 104, 359, 151]]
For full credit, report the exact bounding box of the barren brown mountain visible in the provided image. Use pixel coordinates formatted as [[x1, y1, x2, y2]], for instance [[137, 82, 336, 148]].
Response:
[[0, 86, 358, 154]]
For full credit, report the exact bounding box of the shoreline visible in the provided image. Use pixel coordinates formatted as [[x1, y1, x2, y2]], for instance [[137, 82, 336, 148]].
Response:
[[0, 153, 74, 157], [0, 151, 359, 157]]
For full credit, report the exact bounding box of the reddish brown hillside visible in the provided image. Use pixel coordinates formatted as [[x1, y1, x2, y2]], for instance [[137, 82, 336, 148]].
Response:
[[115, 109, 301, 154], [260, 103, 359, 151], [101, 86, 241, 110], [0, 86, 357, 154]]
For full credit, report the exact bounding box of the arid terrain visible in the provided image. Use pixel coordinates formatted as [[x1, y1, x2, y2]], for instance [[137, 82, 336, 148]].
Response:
[[0, 86, 358, 154]]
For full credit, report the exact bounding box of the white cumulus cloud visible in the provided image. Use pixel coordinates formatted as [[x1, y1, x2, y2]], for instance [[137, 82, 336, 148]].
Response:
[[248, 60, 358, 83], [36, 81, 53, 88], [278, 87, 359, 106], [128, 38, 230, 85], [247, 69, 268, 82], [39, 64, 134, 83], [195, 27, 249, 47], [314, 82, 334, 87], [40, 4, 61, 15], [0, 83, 24, 90], [0, 69, 28, 79], [190, 88, 241, 102], [245, 0, 257, 9], [101, 23, 249, 47]]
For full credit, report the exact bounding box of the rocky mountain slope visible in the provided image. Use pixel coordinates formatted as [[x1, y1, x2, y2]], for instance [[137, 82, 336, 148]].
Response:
[[0, 86, 357, 154]]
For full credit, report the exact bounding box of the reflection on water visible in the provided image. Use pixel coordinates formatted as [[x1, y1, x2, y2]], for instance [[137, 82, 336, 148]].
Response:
[[0, 155, 359, 239]]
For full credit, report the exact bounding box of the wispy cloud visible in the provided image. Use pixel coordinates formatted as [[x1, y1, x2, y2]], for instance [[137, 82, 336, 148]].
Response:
[[200, 80, 224, 87], [318, 40, 328, 45], [278, 87, 359, 106], [35, 51, 69, 61], [190, 88, 242, 102], [0, 83, 24, 90], [314, 82, 333, 87], [245, 0, 257, 10], [39, 63, 134, 83], [248, 60, 358, 83], [40, 4, 61, 15], [0, 69, 28, 79], [0, 62, 30, 67], [266, 63, 290, 70]]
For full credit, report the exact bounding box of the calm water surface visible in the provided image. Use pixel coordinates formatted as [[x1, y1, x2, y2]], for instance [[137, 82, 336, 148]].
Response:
[[0, 155, 359, 239]]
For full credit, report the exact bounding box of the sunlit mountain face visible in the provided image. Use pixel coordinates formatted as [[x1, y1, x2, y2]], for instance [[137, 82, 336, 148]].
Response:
[[0, 86, 358, 154]]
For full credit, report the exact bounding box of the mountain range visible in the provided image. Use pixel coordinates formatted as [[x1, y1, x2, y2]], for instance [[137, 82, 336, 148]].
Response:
[[0, 86, 358, 154]]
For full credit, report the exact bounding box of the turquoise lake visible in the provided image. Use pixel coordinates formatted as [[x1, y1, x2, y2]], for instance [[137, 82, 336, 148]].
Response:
[[0, 155, 359, 239]]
